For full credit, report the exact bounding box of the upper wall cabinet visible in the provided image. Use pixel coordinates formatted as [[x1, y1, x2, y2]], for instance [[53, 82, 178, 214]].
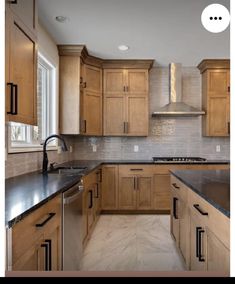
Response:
[[80, 64, 102, 135], [103, 63, 153, 136], [58, 45, 103, 135], [5, 1, 38, 125], [198, 59, 230, 137], [7, 0, 38, 36]]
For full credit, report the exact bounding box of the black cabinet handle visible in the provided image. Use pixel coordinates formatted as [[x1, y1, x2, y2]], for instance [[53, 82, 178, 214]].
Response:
[[193, 204, 208, 216], [13, 84, 18, 115], [173, 197, 178, 219], [130, 169, 143, 171], [198, 228, 205, 262], [228, 122, 230, 135], [172, 183, 180, 189], [84, 120, 87, 133], [89, 190, 93, 208], [7, 83, 14, 114], [41, 243, 49, 271], [35, 213, 56, 227], [7, 83, 17, 115], [45, 239, 52, 270], [83, 82, 87, 89], [228, 86, 230, 92], [196, 227, 200, 258], [9, 0, 18, 4]]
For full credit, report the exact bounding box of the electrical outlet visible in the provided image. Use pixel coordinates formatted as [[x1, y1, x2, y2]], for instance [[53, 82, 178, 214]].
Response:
[[92, 145, 97, 152], [216, 145, 221, 152], [69, 145, 73, 153], [134, 145, 139, 152]]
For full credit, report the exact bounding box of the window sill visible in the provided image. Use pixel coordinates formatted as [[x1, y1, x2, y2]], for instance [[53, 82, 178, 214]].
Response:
[[8, 146, 58, 154]]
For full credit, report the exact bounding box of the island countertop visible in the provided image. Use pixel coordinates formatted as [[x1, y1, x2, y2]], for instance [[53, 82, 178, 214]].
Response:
[[170, 169, 230, 218]]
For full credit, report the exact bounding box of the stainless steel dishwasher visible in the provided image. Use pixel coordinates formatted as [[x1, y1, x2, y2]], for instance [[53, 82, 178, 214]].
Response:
[[62, 180, 84, 270]]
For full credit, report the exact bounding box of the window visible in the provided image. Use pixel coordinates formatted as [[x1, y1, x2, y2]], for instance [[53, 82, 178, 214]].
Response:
[[8, 53, 57, 153]]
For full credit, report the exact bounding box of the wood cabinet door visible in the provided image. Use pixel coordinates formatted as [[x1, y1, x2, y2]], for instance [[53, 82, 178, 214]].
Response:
[[153, 174, 171, 211], [206, 229, 230, 273], [190, 215, 206, 271], [126, 69, 148, 94], [126, 96, 148, 136], [12, 238, 43, 271], [83, 92, 102, 135], [8, 17, 37, 125], [118, 175, 136, 209], [87, 188, 95, 232], [209, 97, 229, 136], [179, 199, 189, 265], [103, 69, 126, 94], [136, 175, 153, 210], [103, 95, 126, 135], [207, 70, 229, 97], [83, 65, 102, 93], [94, 183, 101, 219], [8, 0, 37, 36], [101, 166, 118, 210]]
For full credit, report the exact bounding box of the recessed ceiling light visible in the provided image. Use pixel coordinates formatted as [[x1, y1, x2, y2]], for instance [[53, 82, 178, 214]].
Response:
[[118, 45, 129, 51], [55, 16, 68, 23]]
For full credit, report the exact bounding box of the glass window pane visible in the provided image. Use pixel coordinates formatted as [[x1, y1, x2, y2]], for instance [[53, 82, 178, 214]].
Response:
[[11, 122, 26, 142]]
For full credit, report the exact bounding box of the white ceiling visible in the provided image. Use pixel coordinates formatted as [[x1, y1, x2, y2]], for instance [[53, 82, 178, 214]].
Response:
[[38, 0, 230, 66]]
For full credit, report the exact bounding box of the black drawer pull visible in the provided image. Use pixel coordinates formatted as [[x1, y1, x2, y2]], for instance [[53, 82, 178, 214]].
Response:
[[198, 228, 205, 262], [95, 183, 99, 198], [172, 183, 180, 189], [35, 213, 56, 227], [130, 169, 143, 171], [193, 204, 208, 216], [89, 190, 93, 208], [173, 197, 178, 219], [10, 0, 18, 4], [45, 239, 52, 270]]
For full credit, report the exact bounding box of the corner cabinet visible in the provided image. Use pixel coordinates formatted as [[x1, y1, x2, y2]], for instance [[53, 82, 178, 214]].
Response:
[[58, 45, 103, 136], [197, 59, 230, 137], [5, 1, 38, 125], [103, 63, 153, 136]]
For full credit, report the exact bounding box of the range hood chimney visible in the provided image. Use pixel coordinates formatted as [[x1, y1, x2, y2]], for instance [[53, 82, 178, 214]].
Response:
[[152, 63, 205, 117]]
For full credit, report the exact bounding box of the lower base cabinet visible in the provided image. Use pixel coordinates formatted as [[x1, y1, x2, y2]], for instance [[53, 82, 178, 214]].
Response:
[[11, 195, 62, 271]]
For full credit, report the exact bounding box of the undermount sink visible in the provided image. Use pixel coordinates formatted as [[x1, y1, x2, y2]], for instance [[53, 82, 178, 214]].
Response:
[[47, 166, 87, 175]]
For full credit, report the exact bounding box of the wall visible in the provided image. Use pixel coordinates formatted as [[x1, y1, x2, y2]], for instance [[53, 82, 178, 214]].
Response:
[[5, 23, 74, 179], [72, 67, 230, 160]]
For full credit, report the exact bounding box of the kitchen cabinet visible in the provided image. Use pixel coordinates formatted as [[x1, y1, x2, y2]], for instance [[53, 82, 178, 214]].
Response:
[[153, 174, 171, 211], [11, 195, 61, 271], [198, 59, 230, 137], [170, 174, 230, 274], [103, 69, 150, 136], [80, 64, 102, 135], [58, 46, 103, 135], [118, 166, 153, 210], [5, 4, 37, 125], [7, 0, 37, 36], [101, 165, 118, 210], [82, 170, 101, 246]]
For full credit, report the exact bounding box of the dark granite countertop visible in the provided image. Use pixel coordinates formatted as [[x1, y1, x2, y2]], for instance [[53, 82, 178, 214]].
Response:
[[6, 159, 230, 227], [170, 170, 230, 218]]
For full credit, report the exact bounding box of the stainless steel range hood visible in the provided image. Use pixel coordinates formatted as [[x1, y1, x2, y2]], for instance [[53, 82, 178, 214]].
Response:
[[152, 63, 205, 117]]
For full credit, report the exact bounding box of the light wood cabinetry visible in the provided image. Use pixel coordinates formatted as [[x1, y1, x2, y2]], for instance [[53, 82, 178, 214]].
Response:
[[118, 166, 153, 210], [82, 169, 101, 246], [103, 69, 150, 136], [198, 59, 230, 137], [5, 3, 37, 125], [80, 64, 102, 135], [11, 195, 61, 271], [101, 165, 118, 210], [58, 46, 103, 135], [170, 174, 230, 274]]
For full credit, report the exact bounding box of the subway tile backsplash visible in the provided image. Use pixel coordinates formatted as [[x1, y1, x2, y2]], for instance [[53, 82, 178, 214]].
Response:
[[5, 67, 230, 178], [73, 67, 230, 161]]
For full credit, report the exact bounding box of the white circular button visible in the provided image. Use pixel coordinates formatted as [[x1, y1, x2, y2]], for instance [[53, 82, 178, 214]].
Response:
[[201, 4, 230, 33]]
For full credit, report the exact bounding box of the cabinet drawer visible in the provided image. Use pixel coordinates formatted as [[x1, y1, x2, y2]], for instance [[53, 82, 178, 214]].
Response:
[[119, 165, 153, 175], [12, 195, 61, 263], [188, 189, 229, 249], [170, 175, 188, 202]]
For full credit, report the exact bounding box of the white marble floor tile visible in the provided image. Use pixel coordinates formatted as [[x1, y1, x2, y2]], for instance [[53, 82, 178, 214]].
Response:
[[80, 215, 187, 272]]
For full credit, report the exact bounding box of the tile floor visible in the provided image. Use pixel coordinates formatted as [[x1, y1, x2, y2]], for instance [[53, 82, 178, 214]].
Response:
[[80, 215, 186, 271]]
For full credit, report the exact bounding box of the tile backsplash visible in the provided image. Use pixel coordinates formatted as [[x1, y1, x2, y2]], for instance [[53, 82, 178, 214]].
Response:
[[73, 67, 230, 161], [5, 67, 230, 178]]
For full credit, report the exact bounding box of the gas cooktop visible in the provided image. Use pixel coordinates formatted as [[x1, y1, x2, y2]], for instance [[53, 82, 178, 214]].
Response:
[[152, 157, 207, 163]]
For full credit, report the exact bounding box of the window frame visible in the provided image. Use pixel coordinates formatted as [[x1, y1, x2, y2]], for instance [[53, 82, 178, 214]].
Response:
[[8, 53, 58, 153]]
